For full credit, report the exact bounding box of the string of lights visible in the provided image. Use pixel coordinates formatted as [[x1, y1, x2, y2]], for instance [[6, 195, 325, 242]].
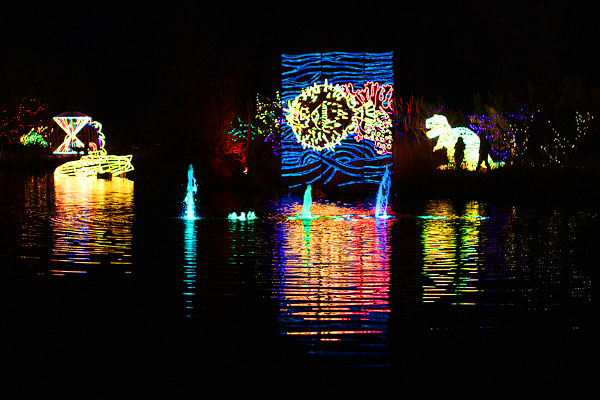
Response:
[[0, 98, 47, 144], [468, 108, 594, 166]]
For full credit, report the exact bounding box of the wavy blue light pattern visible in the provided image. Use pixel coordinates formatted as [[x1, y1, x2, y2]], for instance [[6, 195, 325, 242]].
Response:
[[281, 52, 394, 188]]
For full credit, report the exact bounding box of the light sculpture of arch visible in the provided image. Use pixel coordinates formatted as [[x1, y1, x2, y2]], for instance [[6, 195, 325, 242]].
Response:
[[52, 115, 91, 154]]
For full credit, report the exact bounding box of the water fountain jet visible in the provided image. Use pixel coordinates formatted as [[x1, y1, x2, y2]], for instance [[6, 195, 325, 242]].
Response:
[[301, 184, 312, 219], [228, 211, 257, 221], [183, 164, 198, 220], [375, 165, 391, 219]]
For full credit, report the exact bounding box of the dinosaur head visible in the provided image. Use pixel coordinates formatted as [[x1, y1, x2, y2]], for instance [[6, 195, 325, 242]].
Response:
[[425, 114, 451, 138]]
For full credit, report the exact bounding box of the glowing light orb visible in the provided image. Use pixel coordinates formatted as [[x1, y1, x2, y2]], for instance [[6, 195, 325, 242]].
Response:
[[285, 80, 360, 152], [425, 114, 499, 171]]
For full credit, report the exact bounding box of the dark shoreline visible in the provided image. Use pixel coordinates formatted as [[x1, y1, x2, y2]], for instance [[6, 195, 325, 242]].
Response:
[[2, 154, 599, 207], [392, 166, 600, 205]]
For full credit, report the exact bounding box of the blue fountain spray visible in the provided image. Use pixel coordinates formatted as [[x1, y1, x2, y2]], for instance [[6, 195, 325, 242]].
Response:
[[375, 165, 391, 219], [183, 164, 198, 220]]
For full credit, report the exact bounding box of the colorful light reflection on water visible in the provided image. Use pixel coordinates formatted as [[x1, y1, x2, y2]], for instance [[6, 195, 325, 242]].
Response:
[[418, 199, 486, 304], [3, 172, 596, 384], [18, 174, 135, 276], [273, 200, 392, 364]]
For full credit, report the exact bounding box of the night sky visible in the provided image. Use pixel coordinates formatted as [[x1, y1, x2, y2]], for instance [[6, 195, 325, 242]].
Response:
[[2, 1, 597, 129]]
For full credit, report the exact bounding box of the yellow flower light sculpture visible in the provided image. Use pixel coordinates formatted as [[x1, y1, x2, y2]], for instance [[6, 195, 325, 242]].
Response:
[[425, 114, 498, 170], [54, 149, 134, 177], [285, 80, 362, 152]]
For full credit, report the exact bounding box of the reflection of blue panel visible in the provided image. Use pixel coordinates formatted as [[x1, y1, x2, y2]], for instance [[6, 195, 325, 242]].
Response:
[[281, 52, 394, 188]]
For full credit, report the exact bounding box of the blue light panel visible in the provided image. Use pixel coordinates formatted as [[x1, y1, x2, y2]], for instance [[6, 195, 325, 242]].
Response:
[[281, 52, 394, 188]]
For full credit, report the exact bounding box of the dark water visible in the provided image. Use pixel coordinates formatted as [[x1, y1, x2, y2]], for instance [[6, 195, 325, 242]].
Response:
[[1, 171, 598, 396]]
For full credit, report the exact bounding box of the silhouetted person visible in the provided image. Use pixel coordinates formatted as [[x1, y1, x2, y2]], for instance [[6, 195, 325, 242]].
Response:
[[476, 135, 491, 171], [454, 136, 465, 169]]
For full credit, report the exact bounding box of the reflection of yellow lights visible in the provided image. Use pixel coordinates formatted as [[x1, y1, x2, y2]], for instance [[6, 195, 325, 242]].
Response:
[[51, 175, 134, 269], [420, 200, 484, 303], [50, 269, 87, 276], [285, 330, 384, 336]]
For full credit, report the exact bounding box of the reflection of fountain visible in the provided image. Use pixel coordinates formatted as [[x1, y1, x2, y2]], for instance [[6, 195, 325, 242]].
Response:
[[301, 184, 312, 219], [183, 164, 198, 220], [181, 165, 198, 315], [375, 165, 391, 219], [183, 219, 197, 317]]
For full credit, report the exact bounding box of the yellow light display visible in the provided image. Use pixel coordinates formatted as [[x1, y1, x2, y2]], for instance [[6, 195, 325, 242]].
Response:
[[54, 149, 134, 177], [20, 126, 49, 147], [425, 114, 499, 170], [54, 116, 134, 178], [419, 199, 484, 304], [285, 80, 360, 151]]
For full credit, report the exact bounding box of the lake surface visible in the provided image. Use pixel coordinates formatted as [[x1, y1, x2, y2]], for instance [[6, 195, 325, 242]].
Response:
[[1, 170, 598, 396]]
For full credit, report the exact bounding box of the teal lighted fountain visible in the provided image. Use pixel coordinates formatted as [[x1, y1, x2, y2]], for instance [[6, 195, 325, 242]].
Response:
[[183, 164, 198, 220], [375, 165, 391, 219], [228, 211, 257, 221], [288, 184, 320, 220], [301, 184, 312, 218], [286, 175, 393, 222]]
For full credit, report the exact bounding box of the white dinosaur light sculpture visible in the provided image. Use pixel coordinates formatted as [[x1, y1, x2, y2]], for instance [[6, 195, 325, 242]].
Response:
[[425, 114, 499, 171]]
